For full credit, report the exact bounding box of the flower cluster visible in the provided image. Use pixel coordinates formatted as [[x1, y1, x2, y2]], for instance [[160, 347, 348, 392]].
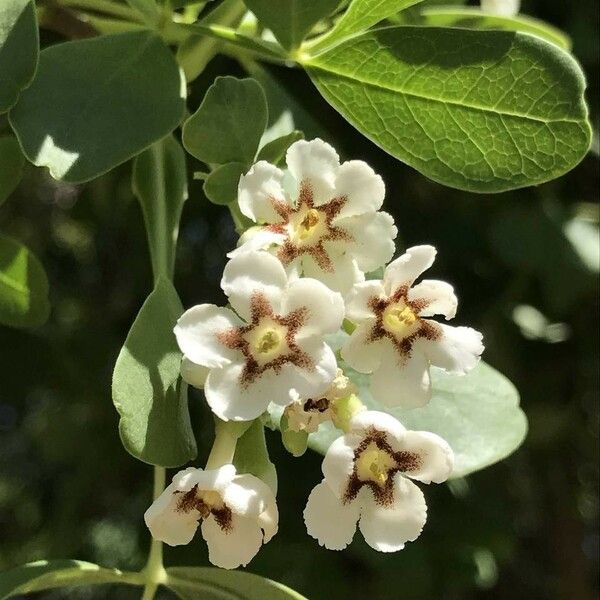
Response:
[[145, 139, 483, 568]]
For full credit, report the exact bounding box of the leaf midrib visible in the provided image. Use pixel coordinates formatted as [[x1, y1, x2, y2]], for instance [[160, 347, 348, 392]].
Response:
[[307, 59, 584, 125]]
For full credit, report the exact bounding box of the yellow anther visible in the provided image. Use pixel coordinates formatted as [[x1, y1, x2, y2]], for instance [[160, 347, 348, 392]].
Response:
[[257, 330, 280, 354], [355, 442, 396, 486], [383, 304, 418, 335], [298, 209, 320, 239]]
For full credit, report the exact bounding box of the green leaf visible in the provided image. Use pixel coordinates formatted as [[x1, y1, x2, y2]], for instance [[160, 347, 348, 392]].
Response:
[[203, 162, 246, 205], [257, 130, 304, 165], [133, 135, 187, 281], [305, 27, 591, 192], [125, 0, 160, 26], [183, 76, 267, 166], [167, 567, 306, 600], [0, 136, 25, 206], [233, 419, 277, 494], [0, 234, 50, 329], [0, 0, 38, 113], [415, 7, 571, 50], [244, 61, 327, 141], [9, 31, 185, 183], [243, 0, 340, 51], [297, 342, 527, 477], [112, 277, 197, 467], [310, 0, 424, 52], [0, 559, 134, 599]]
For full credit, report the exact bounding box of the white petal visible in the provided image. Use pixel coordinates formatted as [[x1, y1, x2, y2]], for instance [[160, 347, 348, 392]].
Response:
[[227, 227, 287, 258], [180, 357, 209, 389], [202, 513, 263, 569], [358, 477, 427, 552], [238, 161, 286, 224], [304, 481, 360, 550], [341, 323, 385, 373], [345, 280, 385, 323], [286, 138, 339, 205], [383, 245, 437, 296], [271, 340, 338, 403], [408, 280, 457, 319], [143, 466, 236, 547], [174, 305, 243, 368], [223, 473, 273, 518], [205, 343, 336, 421], [283, 277, 344, 340], [423, 324, 484, 374], [322, 434, 361, 497], [204, 362, 270, 421], [370, 349, 432, 409], [398, 431, 454, 484], [301, 252, 364, 296], [333, 160, 386, 219], [335, 212, 397, 273], [258, 492, 279, 543], [221, 251, 288, 321], [349, 410, 407, 444]]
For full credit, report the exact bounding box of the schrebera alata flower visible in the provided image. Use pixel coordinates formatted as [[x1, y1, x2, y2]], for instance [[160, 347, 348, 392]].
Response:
[[229, 138, 397, 294], [175, 251, 344, 421], [145, 465, 277, 569], [342, 245, 484, 408], [304, 411, 453, 552]]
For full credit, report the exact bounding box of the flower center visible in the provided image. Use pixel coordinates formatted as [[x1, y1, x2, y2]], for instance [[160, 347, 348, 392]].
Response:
[[382, 303, 419, 337], [195, 489, 224, 518], [355, 442, 397, 487], [243, 319, 290, 365], [290, 207, 326, 245]]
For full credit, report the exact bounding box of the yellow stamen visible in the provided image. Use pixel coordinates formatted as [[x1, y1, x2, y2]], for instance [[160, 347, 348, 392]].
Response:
[[383, 304, 418, 335], [355, 442, 397, 486]]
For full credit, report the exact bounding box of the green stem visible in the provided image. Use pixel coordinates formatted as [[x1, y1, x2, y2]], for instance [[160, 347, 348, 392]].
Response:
[[205, 420, 239, 469], [141, 467, 167, 600], [58, 0, 143, 22]]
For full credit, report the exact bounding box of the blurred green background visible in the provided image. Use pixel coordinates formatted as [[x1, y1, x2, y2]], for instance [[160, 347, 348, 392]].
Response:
[[0, 0, 598, 598]]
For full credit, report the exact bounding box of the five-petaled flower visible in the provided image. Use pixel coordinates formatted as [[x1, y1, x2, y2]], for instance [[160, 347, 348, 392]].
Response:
[[174, 250, 344, 421], [145, 465, 277, 569], [230, 138, 397, 294], [303, 411, 453, 552], [342, 245, 484, 408]]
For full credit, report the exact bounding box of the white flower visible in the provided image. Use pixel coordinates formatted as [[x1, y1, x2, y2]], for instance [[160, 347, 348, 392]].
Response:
[[230, 138, 397, 295], [284, 369, 357, 434], [144, 465, 278, 569], [481, 0, 520, 16], [175, 251, 344, 421], [304, 411, 453, 552], [342, 245, 484, 408]]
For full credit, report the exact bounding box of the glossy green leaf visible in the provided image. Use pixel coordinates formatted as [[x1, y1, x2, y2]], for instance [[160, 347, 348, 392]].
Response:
[[0, 0, 38, 113], [112, 277, 196, 467], [203, 162, 246, 205], [9, 31, 185, 183], [133, 135, 187, 281], [257, 130, 304, 165], [167, 567, 306, 600], [311, 0, 424, 52], [243, 0, 340, 51], [0, 234, 50, 328], [233, 419, 277, 494], [183, 76, 267, 166], [306, 27, 591, 192], [0, 136, 25, 206], [416, 7, 571, 50], [0, 560, 132, 599]]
